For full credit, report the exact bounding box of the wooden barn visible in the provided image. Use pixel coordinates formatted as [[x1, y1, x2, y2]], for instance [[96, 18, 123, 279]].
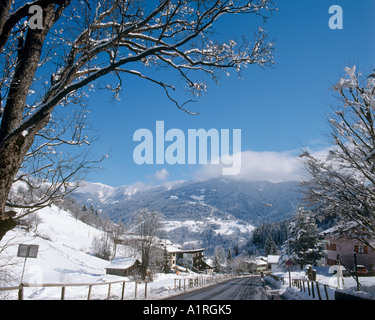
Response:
[[105, 257, 141, 277]]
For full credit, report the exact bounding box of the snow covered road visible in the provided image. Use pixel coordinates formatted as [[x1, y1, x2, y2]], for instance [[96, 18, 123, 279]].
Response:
[[166, 276, 271, 300]]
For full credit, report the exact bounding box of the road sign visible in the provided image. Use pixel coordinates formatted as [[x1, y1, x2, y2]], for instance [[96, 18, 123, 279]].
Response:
[[17, 244, 39, 284], [286, 259, 293, 267], [17, 244, 39, 258]]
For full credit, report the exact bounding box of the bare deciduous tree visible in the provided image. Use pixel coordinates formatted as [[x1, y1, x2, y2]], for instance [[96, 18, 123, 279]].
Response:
[[132, 208, 163, 280], [300, 66, 375, 247], [0, 0, 276, 240]]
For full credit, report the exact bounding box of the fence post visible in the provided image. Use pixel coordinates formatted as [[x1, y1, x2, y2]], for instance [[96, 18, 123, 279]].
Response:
[[324, 284, 330, 300], [61, 286, 65, 300], [87, 285, 92, 300], [135, 282, 138, 299], [311, 281, 315, 299], [107, 283, 111, 300], [121, 281, 126, 300], [18, 284, 24, 300], [307, 281, 311, 296], [145, 282, 147, 298], [315, 282, 322, 300]]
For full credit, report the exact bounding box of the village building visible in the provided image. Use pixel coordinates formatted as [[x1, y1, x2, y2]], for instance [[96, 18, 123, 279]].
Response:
[[113, 235, 210, 273], [322, 224, 375, 274], [267, 255, 282, 273], [254, 257, 268, 273], [105, 257, 141, 277]]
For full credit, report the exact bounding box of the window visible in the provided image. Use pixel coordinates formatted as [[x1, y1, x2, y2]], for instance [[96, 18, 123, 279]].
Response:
[[326, 258, 337, 266], [326, 243, 337, 251], [355, 245, 368, 254]]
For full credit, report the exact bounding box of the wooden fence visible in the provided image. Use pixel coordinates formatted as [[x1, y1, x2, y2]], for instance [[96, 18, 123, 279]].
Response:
[[0, 274, 232, 300], [173, 274, 233, 292], [269, 274, 331, 300], [0, 279, 149, 300]]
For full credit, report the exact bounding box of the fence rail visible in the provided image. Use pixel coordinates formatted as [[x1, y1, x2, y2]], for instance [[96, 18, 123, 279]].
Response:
[[269, 274, 331, 300], [0, 274, 233, 300], [0, 279, 147, 300], [173, 274, 233, 292]]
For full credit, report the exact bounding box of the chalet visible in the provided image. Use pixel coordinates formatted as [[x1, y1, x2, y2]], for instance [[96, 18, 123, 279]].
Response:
[[105, 257, 141, 277], [323, 224, 375, 274], [267, 255, 282, 273], [254, 257, 268, 273]]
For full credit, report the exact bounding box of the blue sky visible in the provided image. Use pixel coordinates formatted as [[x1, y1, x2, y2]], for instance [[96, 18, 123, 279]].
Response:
[[82, 0, 375, 187]]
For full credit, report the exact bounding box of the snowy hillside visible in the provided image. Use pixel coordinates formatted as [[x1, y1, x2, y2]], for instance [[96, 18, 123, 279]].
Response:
[[72, 179, 301, 225], [0, 205, 209, 300], [1, 206, 117, 298]]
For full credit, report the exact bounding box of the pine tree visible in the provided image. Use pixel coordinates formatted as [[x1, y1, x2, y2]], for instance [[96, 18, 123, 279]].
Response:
[[162, 246, 171, 274], [226, 249, 233, 273], [265, 233, 278, 256], [280, 204, 325, 269]]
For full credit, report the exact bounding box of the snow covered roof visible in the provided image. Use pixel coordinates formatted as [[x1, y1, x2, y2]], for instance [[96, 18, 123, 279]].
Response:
[[267, 255, 280, 264], [106, 257, 139, 270], [166, 245, 183, 253], [255, 259, 267, 266]]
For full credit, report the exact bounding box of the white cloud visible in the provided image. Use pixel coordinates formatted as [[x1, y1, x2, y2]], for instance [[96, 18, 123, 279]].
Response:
[[194, 150, 305, 183], [153, 168, 170, 181]]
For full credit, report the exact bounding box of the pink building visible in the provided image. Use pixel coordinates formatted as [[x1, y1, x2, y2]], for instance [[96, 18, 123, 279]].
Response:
[[323, 226, 375, 274]]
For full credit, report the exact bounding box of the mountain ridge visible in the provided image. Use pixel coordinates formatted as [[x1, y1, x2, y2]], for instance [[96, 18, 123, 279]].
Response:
[[72, 178, 302, 226]]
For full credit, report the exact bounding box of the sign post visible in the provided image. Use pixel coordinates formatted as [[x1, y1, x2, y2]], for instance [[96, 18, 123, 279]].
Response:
[[17, 244, 39, 284]]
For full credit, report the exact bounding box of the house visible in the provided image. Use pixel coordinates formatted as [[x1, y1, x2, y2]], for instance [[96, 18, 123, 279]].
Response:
[[201, 258, 214, 274], [166, 246, 206, 272], [253, 257, 268, 273], [323, 224, 375, 274], [267, 255, 282, 273], [105, 257, 141, 277], [114, 235, 207, 273]]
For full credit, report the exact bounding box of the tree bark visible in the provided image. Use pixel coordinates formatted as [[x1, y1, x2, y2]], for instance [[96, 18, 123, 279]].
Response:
[[0, 4, 56, 240]]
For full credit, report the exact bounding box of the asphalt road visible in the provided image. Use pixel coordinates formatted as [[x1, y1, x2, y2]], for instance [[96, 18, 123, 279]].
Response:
[[166, 276, 273, 300]]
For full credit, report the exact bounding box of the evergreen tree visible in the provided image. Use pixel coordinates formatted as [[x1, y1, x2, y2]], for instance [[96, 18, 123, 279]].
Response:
[[233, 244, 239, 256], [227, 249, 232, 262], [213, 246, 225, 273], [226, 249, 233, 273], [265, 233, 278, 256], [280, 205, 325, 269], [162, 246, 171, 274]]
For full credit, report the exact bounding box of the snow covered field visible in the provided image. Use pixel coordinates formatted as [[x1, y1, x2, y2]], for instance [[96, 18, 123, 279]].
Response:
[[266, 268, 375, 300], [2, 205, 374, 300], [0, 205, 227, 300]]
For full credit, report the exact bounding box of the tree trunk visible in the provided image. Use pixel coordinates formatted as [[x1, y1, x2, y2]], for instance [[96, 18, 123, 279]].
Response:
[[0, 130, 39, 240], [0, 4, 57, 241]]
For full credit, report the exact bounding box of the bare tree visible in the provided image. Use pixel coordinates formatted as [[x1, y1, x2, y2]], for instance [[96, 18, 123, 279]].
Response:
[[0, 0, 276, 240], [300, 66, 375, 247], [132, 208, 163, 280]]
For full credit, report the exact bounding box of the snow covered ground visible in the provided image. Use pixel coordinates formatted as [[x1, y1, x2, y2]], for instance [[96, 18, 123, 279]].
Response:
[[0, 205, 227, 300], [266, 267, 375, 300], [2, 205, 374, 300]]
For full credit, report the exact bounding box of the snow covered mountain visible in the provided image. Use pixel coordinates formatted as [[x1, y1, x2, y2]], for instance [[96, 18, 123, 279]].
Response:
[[73, 178, 301, 225], [72, 179, 301, 252]]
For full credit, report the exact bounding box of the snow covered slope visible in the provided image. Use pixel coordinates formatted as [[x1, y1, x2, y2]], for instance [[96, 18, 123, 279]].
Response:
[[0, 205, 126, 299], [0, 205, 218, 300]]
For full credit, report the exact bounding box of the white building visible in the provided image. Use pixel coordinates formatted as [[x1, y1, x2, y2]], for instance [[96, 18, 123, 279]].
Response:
[[267, 255, 282, 273]]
